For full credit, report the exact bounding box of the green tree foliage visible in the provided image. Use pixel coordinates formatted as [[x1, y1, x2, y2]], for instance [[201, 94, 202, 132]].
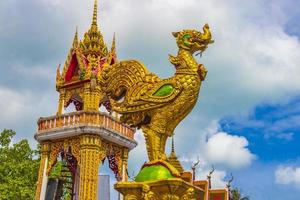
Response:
[[231, 188, 250, 200], [0, 129, 40, 200], [48, 161, 62, 179]]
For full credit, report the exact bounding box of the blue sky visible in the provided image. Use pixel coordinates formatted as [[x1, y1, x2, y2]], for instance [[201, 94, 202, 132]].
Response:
[[221, 96, 300, 161], [1, 0, 300, 199]]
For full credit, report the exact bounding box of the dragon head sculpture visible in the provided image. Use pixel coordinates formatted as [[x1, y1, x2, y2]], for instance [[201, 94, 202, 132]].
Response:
[[172, 24, 214, 55]]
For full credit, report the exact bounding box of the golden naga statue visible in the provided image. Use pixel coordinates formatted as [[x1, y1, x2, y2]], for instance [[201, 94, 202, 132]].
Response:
[[101, 24, 213, 161]]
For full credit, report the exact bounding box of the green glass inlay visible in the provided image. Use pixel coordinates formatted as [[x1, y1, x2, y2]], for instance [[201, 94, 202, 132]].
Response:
[[153, 84, 174, 97], [135, 165, 174, 182], [182, 34, 192, 47], [182, 34, 191, 40]]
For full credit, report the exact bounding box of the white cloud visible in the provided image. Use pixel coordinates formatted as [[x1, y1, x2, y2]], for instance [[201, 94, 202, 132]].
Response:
[[275, 166, 300, 188], [127, 130, 148, 173], [0, 87, 27, 121], [11, 64, 55, 81], [0, 85, 57, 145], [207, 170, 228, 189], [205, 132, 256, 169], [276, 132, 294, 141]]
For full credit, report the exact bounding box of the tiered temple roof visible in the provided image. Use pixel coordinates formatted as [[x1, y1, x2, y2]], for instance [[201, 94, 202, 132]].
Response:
[[56, 0, 115, 89], [55, 0, 116, 113]]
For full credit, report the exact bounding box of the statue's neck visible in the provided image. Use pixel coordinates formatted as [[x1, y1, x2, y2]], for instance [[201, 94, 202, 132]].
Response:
[[177, 49, 198, 71]]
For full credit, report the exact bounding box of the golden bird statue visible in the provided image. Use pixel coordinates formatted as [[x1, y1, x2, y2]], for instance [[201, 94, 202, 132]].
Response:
[[101, 24, 213, 162]]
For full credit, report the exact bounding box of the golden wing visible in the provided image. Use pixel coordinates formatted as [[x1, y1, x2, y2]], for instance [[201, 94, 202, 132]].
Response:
[[111, 78, 182, 113]]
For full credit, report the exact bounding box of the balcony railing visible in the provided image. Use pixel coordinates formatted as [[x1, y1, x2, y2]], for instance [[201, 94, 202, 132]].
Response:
[[37, 111, 135, 139]]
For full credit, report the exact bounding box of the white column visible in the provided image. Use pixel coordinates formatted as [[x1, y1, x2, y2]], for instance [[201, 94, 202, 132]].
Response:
[[40, 158, 48, 200]]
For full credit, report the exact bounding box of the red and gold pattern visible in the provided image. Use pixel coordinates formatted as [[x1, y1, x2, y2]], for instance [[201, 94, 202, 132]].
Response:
[[55, 0, 117, 114], [35, 1, 135, 200]]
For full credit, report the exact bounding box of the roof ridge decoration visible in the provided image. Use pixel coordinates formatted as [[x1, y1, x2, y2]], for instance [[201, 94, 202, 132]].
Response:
[[92, 0, 98, 26], [72, 27, 79, 48], [80, 0, 108, 58], [56, 0, 117, 113], [111, 32, 116, 54], [57, 0, 113, 88]]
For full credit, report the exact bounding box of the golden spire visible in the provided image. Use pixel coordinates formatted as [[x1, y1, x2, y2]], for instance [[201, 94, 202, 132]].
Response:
[[92, 0, 98, 26], [169, 136, 178, 159], [111, 32, 116, 53], [171, 135, 175, 154], [167, 136, 184, 173], [80, 0, 108, 57], [72, 27, 79, 48]]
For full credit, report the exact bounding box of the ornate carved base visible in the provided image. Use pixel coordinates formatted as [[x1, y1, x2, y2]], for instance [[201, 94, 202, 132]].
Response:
[[114, 179, 205, 200]]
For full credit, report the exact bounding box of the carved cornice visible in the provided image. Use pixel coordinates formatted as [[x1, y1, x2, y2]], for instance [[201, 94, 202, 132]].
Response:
[[35, 126, 137, 150]]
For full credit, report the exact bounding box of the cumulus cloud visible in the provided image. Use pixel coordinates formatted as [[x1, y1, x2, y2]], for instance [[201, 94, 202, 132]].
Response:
[[128, 130, 148, 171], [0, 86, 57, 145], [205, 132, 256, 169], [275, 166, 300, 188], [207, 170, 227, 189], [0, 87, 27, 121]]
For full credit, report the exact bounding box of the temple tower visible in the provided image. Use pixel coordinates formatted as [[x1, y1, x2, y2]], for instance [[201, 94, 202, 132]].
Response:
[[34, 1, 137, 199]]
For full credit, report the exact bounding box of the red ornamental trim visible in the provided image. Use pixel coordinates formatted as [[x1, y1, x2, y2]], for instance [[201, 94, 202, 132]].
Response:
[[65, 54, 79, 82], [107, 155, 120, 180]]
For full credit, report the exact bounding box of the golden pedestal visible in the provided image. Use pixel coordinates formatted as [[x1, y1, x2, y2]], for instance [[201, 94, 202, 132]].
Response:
[[114, 160, 204, 200], [115, 179, 204, 200]]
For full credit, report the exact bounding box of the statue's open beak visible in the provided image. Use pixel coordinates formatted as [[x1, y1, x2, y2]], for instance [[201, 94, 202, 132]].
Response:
[[200, 24, 214, 44]]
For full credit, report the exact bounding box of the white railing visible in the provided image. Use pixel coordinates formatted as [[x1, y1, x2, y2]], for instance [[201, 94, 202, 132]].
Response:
[[37, 111, 135, 139]]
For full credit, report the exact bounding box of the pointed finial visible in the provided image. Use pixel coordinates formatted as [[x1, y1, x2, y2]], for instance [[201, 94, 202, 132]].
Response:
[[171, 135, 175, 153], [111, 32, 116, 53], [56, 63, 61, 81], [226, 173, 234, 189], [92, 0, 98, 26], [72, 26, 79, 48], [207, 165, 215, 189], [191, 157, 200, 181]]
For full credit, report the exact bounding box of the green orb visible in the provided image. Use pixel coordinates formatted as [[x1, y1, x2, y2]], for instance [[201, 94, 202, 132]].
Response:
[[135, 165, 175, 182]]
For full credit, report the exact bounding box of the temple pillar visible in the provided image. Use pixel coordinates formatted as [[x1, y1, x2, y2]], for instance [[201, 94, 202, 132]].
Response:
[[78, 134, 105, 200], [118, 149, 129, 200], [57, 91, 65, 115], [83, 84, 92, 111], [35, 142, 50, 200], [122, 148, 129, 182]]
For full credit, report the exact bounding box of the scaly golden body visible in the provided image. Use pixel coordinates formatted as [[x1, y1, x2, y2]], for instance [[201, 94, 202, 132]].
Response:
[[101, 24, 213, 161]]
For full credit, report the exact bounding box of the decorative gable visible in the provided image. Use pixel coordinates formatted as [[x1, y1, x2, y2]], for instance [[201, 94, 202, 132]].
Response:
[[55, 0, 118, 114], [65, 53, 80, 82]]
